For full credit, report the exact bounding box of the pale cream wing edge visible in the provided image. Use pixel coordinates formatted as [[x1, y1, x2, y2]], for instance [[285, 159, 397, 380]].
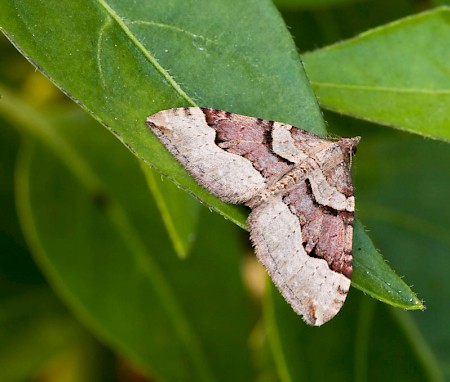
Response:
[[147, 108, 266, 204], [248, 196, 350, 326]]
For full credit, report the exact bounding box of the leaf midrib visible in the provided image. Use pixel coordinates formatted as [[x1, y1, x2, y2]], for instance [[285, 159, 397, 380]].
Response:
[[310, 81, 450, 95], [95, 0, 197, 106]]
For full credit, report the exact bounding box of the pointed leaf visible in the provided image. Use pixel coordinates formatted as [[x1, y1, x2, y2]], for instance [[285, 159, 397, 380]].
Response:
[[303, 7, 450, 141]]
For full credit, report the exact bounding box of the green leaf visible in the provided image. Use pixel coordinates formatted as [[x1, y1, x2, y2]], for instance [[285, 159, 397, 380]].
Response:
[[0, 0, 420, 318], [0, 0, 324, 228], [142, 165, 200, 258], [303, 6, 450, 141], [15, 109, 254, 381], [352, 125, 450, 380], [352, 220, 422, 309]]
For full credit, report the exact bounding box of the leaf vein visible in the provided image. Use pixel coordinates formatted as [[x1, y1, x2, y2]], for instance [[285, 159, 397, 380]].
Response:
[[95, 0, 196, 106], [311, 81, 450, 95]]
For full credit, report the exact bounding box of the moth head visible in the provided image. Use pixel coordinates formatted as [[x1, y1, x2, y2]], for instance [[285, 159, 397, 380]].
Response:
[[338, 136, 360, 165]]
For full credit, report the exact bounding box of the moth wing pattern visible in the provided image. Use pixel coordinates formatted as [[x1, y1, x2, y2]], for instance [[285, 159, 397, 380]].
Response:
[[248, 197, 350, 326], [147, 107, 359, 326], [147, 108, 266, 204], [259, 124, 357, 325]]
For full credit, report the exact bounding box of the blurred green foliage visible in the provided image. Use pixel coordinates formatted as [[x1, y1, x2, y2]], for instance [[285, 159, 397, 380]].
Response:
[[0, 1, 449, 381]]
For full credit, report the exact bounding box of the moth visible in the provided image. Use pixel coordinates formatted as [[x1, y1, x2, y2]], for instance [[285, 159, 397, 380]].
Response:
[[147, 107, 360, 326]]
